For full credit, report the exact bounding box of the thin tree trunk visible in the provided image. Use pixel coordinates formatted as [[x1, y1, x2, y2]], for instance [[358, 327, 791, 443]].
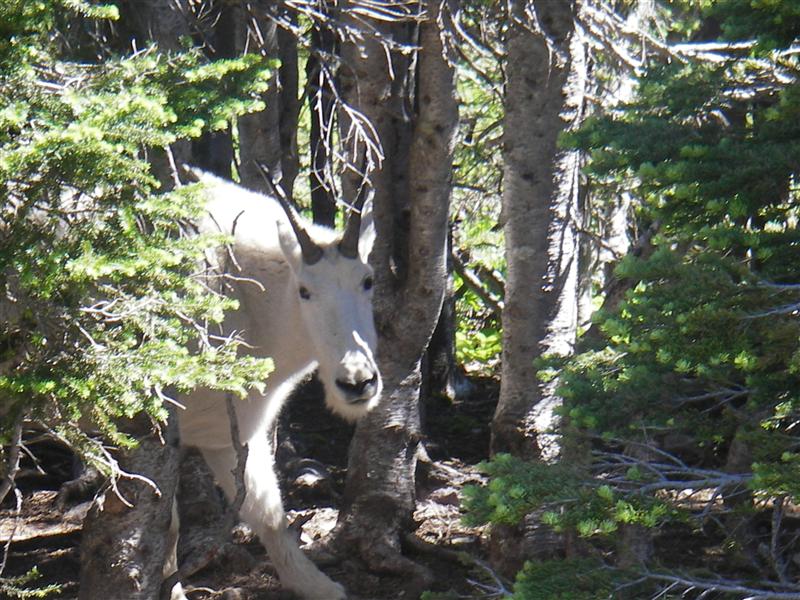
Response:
[[491, 0, 583, 460], [722, 430, 758, 567], [576, 170, 596, 330], [277, 25, 300, 195], [237, 2, 291, 197], [336, 1, 457, 591], [307, 20, 337, 227], [79, 413, 180, 600], [119, 0, 193, 188], [0, 415, 24, 507], [424, 232, 473, 401], [192, 2, 236, 178]]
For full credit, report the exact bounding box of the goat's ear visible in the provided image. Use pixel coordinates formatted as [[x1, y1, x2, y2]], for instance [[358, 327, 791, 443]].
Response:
[[358, 194, 376, 263], [277, 219, 303, 272]]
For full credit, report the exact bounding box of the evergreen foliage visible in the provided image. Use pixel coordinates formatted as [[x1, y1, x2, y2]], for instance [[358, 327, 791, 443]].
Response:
[[0, 567, 60, 599], [511, 559, 620, 600], [0, 0, 274, 491], [466, 1, 800, 597], [464, 454, 673, 538], [0, 3, 277, 592]]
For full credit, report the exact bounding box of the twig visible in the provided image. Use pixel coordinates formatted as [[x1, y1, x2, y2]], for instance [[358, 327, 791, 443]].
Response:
[[0, 487, 22, 578], [165, 145, 183, 190], [402, 533, 512, 598], [770, 495, 790, 584], [224, 394, 249, 519], [0, 415, 24, 506], [451, 251, 503, 318], [745, 302, 800, 319], [467, 558, 513, 598], [46, 428, 160, 508], [643, 570, 800, 599]]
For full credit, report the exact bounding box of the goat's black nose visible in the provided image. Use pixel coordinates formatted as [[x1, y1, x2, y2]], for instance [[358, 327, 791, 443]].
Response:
[[336, 374, 379, 401]]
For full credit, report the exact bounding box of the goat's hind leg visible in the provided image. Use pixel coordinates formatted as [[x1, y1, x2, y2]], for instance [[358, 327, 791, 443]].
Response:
[[201, 439, 346, 600]]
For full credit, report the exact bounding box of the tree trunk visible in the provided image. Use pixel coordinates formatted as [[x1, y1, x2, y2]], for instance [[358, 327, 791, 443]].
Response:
[[119, 0, 193, 188], [722, 430, 758, 567], [79, 413, 180, 600], [237, 3, 299, 197], [277, 24, 300, 195], [424, 233, 473, 401], [120, 0, 190, 52], [336, 1, 457, 590], [192, 2, 236, 178], [307, 19, 337, 227], [491, 0, 583, 460]]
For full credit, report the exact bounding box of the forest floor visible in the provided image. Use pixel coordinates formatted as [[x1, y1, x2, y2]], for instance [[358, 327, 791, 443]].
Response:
[[0, 376, 500, 600]]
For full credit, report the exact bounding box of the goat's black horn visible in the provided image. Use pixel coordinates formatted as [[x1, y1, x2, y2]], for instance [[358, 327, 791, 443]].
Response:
[[256, 163, 323, 265], [338, 183, 370, 260]]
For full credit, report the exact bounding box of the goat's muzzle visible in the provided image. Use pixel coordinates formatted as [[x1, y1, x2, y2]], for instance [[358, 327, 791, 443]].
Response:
[[335, 373, 380, 404]]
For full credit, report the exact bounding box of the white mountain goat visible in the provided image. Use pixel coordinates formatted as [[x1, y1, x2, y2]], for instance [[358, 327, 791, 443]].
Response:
[[173, 169, 381, 599]]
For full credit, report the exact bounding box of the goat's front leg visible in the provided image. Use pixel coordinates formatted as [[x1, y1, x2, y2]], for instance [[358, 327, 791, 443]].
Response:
[[201, 436, 346, 600], [163, 497, 189, 600]]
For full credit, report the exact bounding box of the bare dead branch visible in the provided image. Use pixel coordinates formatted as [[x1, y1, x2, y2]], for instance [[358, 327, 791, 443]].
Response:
[[0, 486, 22, 579], [770, 495, 790, 584], [642, 570, 800, 599], [45, 428, 160, 508], [451, 251, 503, 318], [0, 415, 24, 507], [224, 394, 249, 519]]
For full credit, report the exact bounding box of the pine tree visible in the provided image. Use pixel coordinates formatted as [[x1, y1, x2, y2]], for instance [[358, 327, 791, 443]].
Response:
[[0, 0, 277, 444], [465, 1, 800, 597], [0, 2, 274, 593]]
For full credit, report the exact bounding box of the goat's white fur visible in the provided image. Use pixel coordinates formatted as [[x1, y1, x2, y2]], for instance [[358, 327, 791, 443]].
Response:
[[170, 172, 381, 599]]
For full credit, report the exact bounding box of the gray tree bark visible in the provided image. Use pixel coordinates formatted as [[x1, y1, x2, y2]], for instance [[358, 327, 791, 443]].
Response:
[[491, 0, 584, 460], [424, 233, 474, 401], [192, 3, 237, 178], [119, 0, 194, 188], [487, 3, 590, 575], [307, 18, 337, 227], [79, 413, 180, 600], [237, 4, 299, 196], [120, 0, 191, 52], [721, 430, 758, 567], [335, 1, 458, 591]]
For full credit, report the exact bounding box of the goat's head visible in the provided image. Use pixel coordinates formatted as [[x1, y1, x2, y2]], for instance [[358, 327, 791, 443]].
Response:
[[273, 181, 381, 421]]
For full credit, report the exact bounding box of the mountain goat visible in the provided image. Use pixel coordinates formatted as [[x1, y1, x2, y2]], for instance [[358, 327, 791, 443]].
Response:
[[175, 169, 381, 599]]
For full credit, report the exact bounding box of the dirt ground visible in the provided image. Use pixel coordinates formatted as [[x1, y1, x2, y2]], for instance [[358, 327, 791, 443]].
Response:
[[0, 377, 499, 599]]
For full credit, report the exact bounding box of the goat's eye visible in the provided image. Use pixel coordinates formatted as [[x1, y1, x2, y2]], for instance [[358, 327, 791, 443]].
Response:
[[362, 276, 373, 291], [299, 286, 311, 300]]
